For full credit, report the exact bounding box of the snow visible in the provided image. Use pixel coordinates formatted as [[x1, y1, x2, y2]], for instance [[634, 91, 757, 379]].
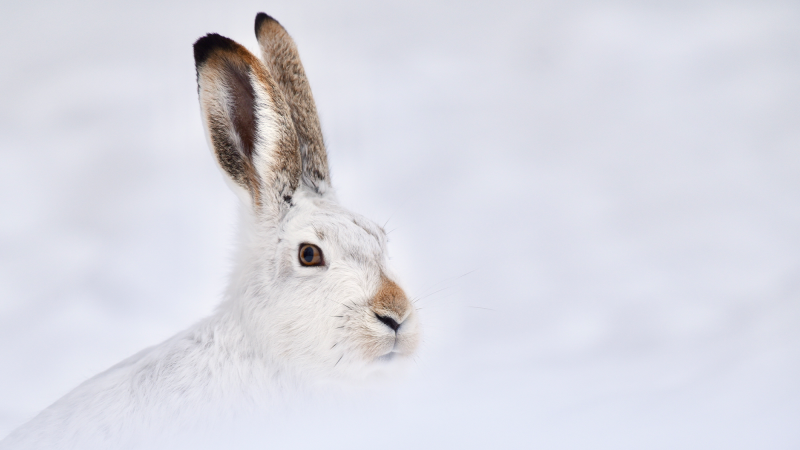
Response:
[[1, 0, 799, 448]]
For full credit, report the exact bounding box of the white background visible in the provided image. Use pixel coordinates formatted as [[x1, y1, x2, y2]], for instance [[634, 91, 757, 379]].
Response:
[[1, 0, 799, 448]]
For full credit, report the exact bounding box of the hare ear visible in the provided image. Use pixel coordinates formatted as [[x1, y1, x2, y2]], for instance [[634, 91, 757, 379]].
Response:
[[194, 33, 301, 217], [255, 13, 330, 194]]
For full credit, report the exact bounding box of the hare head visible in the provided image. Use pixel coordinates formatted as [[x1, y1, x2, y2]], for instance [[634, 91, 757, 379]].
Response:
[[193, 14, 419, 380]]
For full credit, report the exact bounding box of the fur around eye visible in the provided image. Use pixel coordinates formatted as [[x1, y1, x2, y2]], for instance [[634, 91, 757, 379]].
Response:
[[298, 244, 324, 266]]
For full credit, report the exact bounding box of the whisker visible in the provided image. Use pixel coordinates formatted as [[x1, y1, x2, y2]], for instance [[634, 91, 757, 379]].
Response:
[[413, 286, 452, 303], [334, 354, 344, 367], [414, 269, 478, 299], [331, 342, 339, 349], [328, 299, 353, 310], [467, 306, 496, 311], [412, 291, 461, 309]]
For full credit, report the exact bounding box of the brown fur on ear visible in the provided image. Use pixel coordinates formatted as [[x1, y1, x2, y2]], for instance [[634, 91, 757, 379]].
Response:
[[255, 13, 330, 193], [194, 33, 301, 212]]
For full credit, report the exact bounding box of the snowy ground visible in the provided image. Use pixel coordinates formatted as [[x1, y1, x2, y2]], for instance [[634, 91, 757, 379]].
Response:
[[1, 0, 799, 448]]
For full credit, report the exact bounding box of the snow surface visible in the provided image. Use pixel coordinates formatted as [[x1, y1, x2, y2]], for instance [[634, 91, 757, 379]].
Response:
[[1, 0, 799, 448]]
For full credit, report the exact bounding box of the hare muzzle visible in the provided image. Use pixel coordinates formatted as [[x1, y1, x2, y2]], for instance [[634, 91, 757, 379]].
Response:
[[365, 276, 419, 359], [371, 277, 410, 329]]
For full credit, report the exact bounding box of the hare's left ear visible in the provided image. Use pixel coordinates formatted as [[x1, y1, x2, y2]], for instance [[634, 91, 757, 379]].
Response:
[[194, 33, 301, 219], [255, 13, 330, 194]]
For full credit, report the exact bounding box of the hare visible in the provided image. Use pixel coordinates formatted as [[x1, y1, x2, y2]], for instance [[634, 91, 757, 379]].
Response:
[[1, 13, 419, 448]]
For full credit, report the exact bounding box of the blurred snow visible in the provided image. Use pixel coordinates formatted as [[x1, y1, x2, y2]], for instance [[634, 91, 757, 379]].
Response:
[[1, 0, 799, 448]]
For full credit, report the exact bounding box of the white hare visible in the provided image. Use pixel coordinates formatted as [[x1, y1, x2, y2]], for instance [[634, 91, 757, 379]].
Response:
[[1, 13, 419, 448]]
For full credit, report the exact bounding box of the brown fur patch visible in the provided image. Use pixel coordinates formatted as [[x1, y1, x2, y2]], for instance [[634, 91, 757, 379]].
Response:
[[370, 275, 410, 321]]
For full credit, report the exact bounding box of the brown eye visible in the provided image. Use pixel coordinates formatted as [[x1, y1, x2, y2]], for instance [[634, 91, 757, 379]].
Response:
[[298, 244, 324, 266]]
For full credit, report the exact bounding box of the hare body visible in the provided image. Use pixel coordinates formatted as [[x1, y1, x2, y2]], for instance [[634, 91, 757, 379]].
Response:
[[1, 14, 419, 449]]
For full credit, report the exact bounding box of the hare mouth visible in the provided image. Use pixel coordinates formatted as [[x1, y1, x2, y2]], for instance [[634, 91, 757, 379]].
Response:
[[375, 351, 397, 363]]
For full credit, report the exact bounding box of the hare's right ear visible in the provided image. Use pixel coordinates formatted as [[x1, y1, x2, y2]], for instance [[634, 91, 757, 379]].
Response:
[[194, 33, 301, 217], [255, 13, 330, 195]]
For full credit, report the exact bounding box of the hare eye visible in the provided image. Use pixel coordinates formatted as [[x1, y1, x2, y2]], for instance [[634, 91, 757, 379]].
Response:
[[298, 244, 324, 266]]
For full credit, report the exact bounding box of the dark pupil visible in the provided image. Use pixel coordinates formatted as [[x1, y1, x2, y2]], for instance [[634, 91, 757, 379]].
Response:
[[302, 246, 315, 263]]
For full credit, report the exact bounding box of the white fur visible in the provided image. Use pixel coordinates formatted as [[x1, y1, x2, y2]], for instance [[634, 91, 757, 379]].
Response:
[[1, 25, 419, 450]]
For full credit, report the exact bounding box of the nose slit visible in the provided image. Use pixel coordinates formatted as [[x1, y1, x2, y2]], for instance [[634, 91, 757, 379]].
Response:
[[375, 313, 400, 332]]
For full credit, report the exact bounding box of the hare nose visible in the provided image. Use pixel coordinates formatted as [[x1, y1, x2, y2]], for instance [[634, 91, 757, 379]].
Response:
[[375, 313, 401, 332]]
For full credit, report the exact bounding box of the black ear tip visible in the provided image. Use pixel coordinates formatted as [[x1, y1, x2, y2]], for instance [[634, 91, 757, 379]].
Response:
[[193, 33, 236, 67], [255, 12, 279, 35]]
